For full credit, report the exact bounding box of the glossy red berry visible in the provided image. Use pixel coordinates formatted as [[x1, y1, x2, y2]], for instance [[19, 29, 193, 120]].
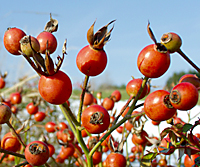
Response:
[[45, 121, 56, 133], [47, 143, 55, 157], [0, 77, 6, 89], [76, 45, 107, 76], [81, 105, 110, 134], [3, 27, 26, 55], [37, 31, 57, 54], [57, 122, 68, 130], [126, 78, 148, 99], [169, 82, 199, 111], [105, 152, 126, 167], [144, 90, 177, 121], [38, 70, 72, 105], [111, 90, 121, 102], [34, 111, 46, 122], [1, 131, 21, 152], [178, 74, 200, 89], [59, 143, 75, 159], [132, 130, 148, 145], [25, 141, 49, 166], [83, 92, 94, 106], [10, 92, 22, 104], [26, 102, 39, 115], [102, 97, 115, 111], [137, 44, 170, 78]]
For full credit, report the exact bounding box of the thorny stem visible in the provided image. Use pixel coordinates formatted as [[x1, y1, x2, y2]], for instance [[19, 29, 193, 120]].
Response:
[[59, 103, 76, 135], [89, 76, 149, 157], [125, 130, 131, 165], [60, 102, 80, 127], [0, 148, 25, 159], [14, 161, 28, 167], [6, 122, 26, 148], [77, 75, 90, 123], [61, 74, 90, 167], [177, 49, 200, 73], [124, 104, 145, 120], [72, 143, 87, 167], [77, 128, 91, 167], [75, 75, 92, 167], [114, 96, 133, 124]]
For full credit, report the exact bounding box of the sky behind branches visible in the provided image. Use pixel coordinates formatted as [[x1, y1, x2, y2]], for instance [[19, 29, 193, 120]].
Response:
[[0, 1, 200, 91]]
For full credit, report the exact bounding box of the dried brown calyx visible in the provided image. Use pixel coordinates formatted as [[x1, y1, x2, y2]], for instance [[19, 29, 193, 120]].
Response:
[[169, 90, 181, 104], [0, 71, 7, 79], [147, 21, 168, 53], [44, 13, 58, 33], [29, 143, 47, 155], [87, 19, 116, 50], [19, 36, 67, 76], [164, 94, 175, 108], [90, 112, 104, 125]]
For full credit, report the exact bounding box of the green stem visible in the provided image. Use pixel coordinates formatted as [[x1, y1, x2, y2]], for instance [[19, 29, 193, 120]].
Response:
[[50, 157, 59, 167], [14, 161, 28, 167], [59, 75, 90, 166], [77, 75, 90, 123], [75, 75, 91, 166], [89, 76, 149, 157], [77, 129, 91, 167], [114, 96, 133, 124], [59, 103, 77, 136], [60, 102, 80, 127], [125, 131, 130, 166]]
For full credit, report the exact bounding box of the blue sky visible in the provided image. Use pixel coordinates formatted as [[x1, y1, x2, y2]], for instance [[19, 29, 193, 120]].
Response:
[[0, 1, 200, 91]]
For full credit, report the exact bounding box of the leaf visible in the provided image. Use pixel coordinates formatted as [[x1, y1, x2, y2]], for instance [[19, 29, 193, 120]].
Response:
[[195, 157, 200, 166], [178, 147, 185, 160], [169, 131, 177, 146], [160, 127, 171, 139], [182, 123, 193, 132], [185, 147, 192, 159], [159, 146, 171, 154], [141, 152, 158, 167]]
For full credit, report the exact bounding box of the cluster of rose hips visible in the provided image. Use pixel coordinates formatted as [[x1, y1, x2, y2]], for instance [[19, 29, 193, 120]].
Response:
[[1, 13, 200, 167]]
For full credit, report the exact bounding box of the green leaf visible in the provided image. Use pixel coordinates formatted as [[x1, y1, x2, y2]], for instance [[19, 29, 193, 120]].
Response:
[[178, 148, 185, 160], [159, 146, 171, 154], [141, 152, 158, 167], [182, 123, 193, 132], [169, 131, 177, 146], [195, 156, 200, 166]]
